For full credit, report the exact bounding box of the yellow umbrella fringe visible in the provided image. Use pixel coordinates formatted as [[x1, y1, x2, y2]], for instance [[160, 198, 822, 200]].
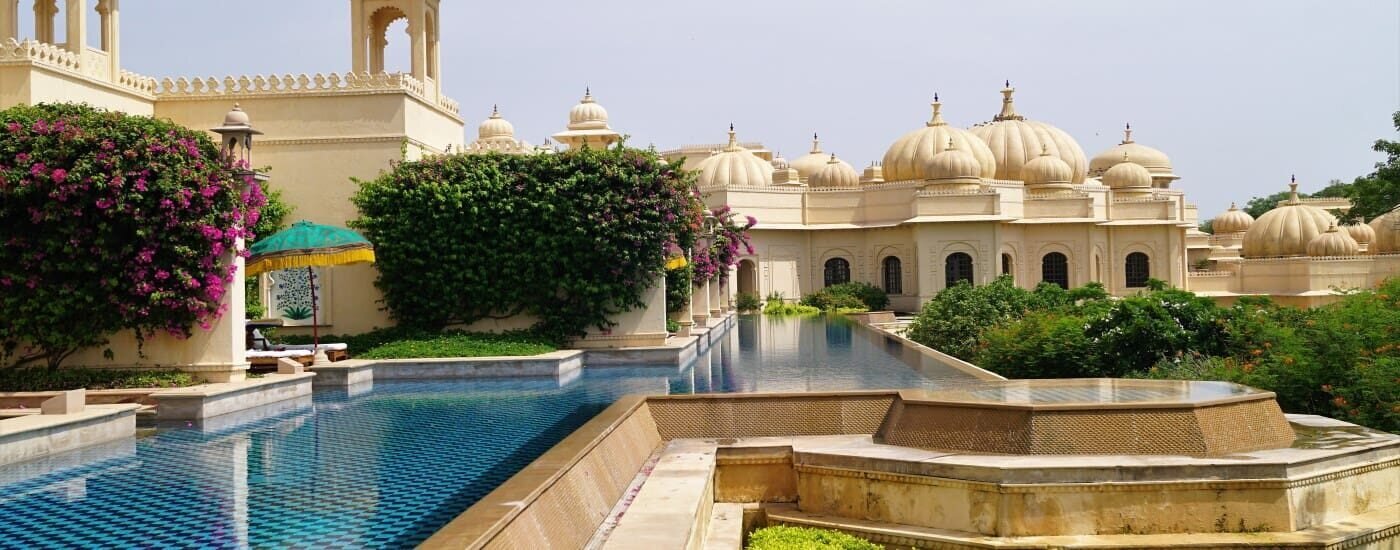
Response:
[[245, 249, 377, 276], [665, 256, 688, 270]]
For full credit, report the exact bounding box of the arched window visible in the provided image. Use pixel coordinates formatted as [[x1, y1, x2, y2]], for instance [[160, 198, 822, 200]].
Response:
[[1001, 253, 1013, 277], [945, 252, 974, 288], [881, 256, 902, 295], [1125, 252, 1150, 288], [823, 258, 850, 287], [1041, 252, 1069, 289]]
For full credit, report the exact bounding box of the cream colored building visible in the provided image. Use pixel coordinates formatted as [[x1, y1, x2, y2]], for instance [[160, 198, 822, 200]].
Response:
[[1192, 180, 1400, 306], [3, 0, 1394, 369], [664, 87, 1205, 312]]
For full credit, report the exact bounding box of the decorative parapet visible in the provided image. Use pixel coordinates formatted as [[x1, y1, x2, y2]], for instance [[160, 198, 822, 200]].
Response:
[[914, 188, 998, 197], [0, 38, 156, 96], [1277, 197, 1352, 210], [1187, 270, 1235, 277], [153, 71, 461, 118], [660, 142, 767, 156]]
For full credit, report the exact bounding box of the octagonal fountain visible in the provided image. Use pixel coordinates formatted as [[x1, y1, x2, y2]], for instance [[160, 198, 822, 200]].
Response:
[[431, 379, 1399, 549]]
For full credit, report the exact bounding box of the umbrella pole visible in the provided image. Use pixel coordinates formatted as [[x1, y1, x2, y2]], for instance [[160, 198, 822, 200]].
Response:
[[309, 266, 320, 349]]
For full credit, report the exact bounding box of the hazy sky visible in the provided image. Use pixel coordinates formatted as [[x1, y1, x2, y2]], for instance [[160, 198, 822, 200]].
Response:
[[32, 1, 1400, 217]]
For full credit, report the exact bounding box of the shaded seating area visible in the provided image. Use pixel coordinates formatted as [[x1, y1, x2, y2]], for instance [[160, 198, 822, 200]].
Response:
[[245, 324, 349, 368]]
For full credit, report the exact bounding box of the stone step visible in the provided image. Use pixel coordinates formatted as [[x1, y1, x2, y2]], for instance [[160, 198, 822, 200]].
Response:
[[703, 503, 744, 550]]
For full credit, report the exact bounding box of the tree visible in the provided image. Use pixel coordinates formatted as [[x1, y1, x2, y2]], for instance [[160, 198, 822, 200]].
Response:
[[0, 103, 263, 368], [1346, 111, 1400, 222], [1243, 190, 1303, 220]]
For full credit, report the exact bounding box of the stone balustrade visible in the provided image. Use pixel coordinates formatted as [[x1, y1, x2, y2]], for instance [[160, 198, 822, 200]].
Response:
[[0, 38, 156, 96], [153, 71, 461, 116]]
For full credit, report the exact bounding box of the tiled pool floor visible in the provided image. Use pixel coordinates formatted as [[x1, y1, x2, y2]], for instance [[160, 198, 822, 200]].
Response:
[[0, 315, 977, 549]]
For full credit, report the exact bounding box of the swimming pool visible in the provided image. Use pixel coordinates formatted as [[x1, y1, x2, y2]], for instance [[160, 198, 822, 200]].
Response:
[[0, 315, 978, 549]]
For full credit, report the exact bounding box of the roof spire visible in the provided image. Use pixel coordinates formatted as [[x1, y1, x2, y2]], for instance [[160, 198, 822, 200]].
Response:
[[1040, 143, 1051, 156], [490, 104, 500, 118], [1123, 122, 1134, 144], [946, 136, 956, 150], [828, 153, 838, 164], [1228, 202, 1237, 210], [725, 123, 739, 152], [1287, 175, 1300, 204], [994, 80, 1022, 121], [810, 132, 822, 154], [927, 93, 946, 127], [582, 87, 594, 103]]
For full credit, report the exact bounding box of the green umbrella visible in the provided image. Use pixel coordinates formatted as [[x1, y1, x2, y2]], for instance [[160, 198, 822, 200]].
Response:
[[247, 220, 375, 351]]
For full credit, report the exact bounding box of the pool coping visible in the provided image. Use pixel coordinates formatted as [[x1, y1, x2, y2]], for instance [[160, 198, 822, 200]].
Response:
[[0, 404, 140, 467], [150, 372, 315, 421]]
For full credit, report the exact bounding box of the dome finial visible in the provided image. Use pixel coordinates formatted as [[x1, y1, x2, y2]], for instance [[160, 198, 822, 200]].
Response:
[[491, 104, 500, 118], [947, 136, 956, 150], [1123, 122, 1134, 144], [927, 94, 946, 127], [1287, 175, 1300, 204], [810, 132, 822, 154], [581, 87, 594, 103], [1122, 151, 1130, 162], [1041, 143, 1051, 157], [828, 153, 838, 164], [725, 124, 740, 152], [1229, 202, 1237, 210], [994, 80, 1022, 121]]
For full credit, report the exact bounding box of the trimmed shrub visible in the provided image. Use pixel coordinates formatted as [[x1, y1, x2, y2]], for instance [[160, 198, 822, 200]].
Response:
[[351, 147, 707, 343], [746, 525, 880, 550], [0, 103, 264, 368], [736, 292, 762, 312], [800, 282, 887, 312]]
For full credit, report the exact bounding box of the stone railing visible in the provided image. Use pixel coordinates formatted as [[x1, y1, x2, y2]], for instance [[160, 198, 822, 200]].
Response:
[[1187, 270, 1235, 277], [153, 71, 461, 116], [0, 38, 156, 96], [660, 142, 767, 155]]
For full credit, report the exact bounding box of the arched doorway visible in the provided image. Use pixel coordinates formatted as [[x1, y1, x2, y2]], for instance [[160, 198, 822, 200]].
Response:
[[881, 256, 902, 294], [945, 252, 974, 288], [1125, 252, 1150, 288], [823, 258, 850, 287], [1041, 252, 1069, 289], [737, 259, 757, 296]]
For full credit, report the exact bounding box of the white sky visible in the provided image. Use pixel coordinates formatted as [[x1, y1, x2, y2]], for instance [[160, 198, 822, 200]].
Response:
[[35, 1, 1400, 217]]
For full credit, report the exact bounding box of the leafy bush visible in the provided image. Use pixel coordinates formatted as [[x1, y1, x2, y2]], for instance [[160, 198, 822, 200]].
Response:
[[763, 302, 821, 316], [0, 368, 195, 392], [351, 147, 706, 343], [665, 264, 693, 314], [800, 282, 888, 312], [0, 103, 265, 368], [279, 326, 555, 359], [976, 312, 1098, 378], [746, 525, 880, 550], [906, 277, 1038, 360], [736, 292, 762, 312]]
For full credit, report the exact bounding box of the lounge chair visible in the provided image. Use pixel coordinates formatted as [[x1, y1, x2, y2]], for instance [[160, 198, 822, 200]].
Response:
[[246, 349, 314, 367], [278, 343, 349, 362]]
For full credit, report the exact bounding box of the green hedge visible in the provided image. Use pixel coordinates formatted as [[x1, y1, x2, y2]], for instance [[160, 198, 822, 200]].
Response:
[[278, 326, 555, 359], [746, 526, 880, 549], [800, 282, 888, 312], [351, 146, 702, 343], [0, 368, 195, 392]]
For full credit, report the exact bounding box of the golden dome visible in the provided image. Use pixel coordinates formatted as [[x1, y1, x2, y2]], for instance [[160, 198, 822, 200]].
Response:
[[1089, 124, 1176, 182], [809, 154, 860, 188], [1242, 179, 1338, 257], [567, 88, 610, 130], [1368, 206, 1400, 253], [1212, 203, 1255, 234], [1020, 143, 1074, 189], [695, 126, 774, 189], [969, 82, 1088, 184], [924, 138, 982, 182], [1307, 224, 1360, 257], [1102, 153, 1153, 189], [789, 133, 831, 181], [1344, 223, 1375, 246], [478, 105, 515, 139], [881, 95, 997, 181]]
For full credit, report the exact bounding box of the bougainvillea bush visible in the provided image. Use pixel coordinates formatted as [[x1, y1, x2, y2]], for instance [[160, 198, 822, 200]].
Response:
[[0, 103, 263, 368], [691, 204, 755, 285], [352, 146, 716, 343]]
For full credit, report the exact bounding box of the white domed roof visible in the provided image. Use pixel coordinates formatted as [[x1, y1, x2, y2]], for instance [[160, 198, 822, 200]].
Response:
[[1020, 144, 1074, 187], [1089, 124, 1176, 179], [771, 152, 790, 171], [695, 126, 774, 189], [789, 133, 831, 180], [881, 96, 997, 181], [478, 105, 515, 140], [568, 88, 609, 130], [1102, 154, 1153, 189], [924, 138, 982, 181], [1343, 223, 1376, 246], [1212, 203, 1255, 234], [1242, 180, 1338, 257], [1368, 206, 1400, 253], [1307, 224, 1360, 257], [969, 83, 1088, 184], [809, 154, 860, 188]]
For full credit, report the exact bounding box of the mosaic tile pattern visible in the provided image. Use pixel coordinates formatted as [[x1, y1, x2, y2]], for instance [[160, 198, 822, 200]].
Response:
[[0, 316, 972, 549]]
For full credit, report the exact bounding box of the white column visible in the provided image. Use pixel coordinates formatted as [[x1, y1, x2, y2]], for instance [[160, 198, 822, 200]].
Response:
[[97, 0, 118, 81], [692, 278, 710, 325], [0, 0, 18, 42], [407, 2, 427, 81], [350, 0, 365, 72], [34, 0, 55, 43], [63, 0, 85, 53]]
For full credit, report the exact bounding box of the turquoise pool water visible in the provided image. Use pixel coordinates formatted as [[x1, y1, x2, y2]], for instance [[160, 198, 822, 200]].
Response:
[[0, 315, 976, 549]]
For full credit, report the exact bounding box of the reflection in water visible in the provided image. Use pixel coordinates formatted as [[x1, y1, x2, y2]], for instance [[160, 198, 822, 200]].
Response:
[[0, 315, 977, 548]]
